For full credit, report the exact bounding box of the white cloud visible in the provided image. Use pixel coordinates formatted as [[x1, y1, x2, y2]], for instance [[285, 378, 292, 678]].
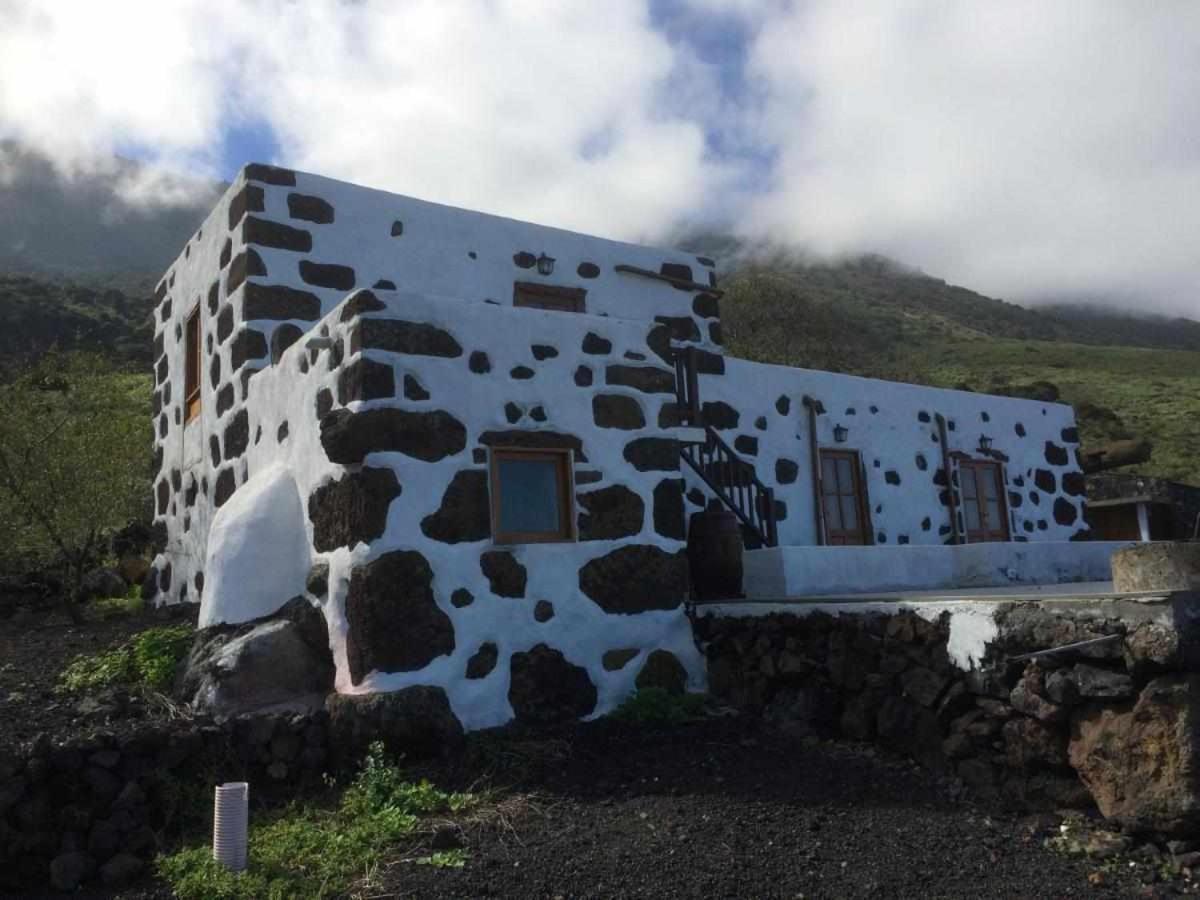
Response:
[[0, 0, 739, 242], [740, 0, 1200, 314], [1, 0, 1199, 312]]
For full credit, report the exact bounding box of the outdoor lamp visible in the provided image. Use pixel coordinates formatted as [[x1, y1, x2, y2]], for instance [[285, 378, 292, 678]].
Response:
[[979, 434, 993, 451], [833, 424, 849, 443], [536, 253, 555, 275]]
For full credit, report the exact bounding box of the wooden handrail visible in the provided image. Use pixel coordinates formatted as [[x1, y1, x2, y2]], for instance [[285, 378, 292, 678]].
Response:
[[614, 264, 724, 297], [680, 425, 777, 548]]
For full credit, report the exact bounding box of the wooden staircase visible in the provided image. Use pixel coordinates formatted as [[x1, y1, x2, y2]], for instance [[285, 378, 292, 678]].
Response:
[[673, 348, 778, 548]]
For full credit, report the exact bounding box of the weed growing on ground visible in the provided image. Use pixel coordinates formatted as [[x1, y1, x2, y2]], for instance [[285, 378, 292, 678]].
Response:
[[157, 741, 476, 900], [91, 584, 144, 619], [58, 622, 191, 692], [612, 688, 706, 725]]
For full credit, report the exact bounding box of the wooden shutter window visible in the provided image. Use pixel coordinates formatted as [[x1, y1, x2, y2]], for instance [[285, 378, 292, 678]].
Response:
[[959, 460, 1009, 542], [513, 281, 586, 313], [184, 306, 202, 423]]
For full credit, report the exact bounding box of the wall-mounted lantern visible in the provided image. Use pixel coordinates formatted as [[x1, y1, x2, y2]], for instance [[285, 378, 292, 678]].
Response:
[[833, 424, 849, 444], [536, 253, 555, 276], [979, 434, 993, 452]]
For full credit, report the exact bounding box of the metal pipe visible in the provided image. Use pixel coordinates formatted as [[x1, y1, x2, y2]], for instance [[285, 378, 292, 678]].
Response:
[[1006, 633, 1121, 662]]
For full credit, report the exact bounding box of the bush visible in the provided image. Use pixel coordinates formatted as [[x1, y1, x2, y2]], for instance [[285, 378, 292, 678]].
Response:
[[59, 623, 192, 693], [612, 688, 706, 725], [157, 741, 476, 900]]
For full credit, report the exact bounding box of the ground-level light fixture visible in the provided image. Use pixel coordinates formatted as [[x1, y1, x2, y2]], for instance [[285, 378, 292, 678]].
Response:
[[833, 424, 849, 443], [536, 253, 555, 275]]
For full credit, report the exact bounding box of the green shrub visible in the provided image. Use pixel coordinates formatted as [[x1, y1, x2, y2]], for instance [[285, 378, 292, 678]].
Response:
[[612, 688, 706, 725], [157, 741, 476, 900], [59, 623, 192, 693]]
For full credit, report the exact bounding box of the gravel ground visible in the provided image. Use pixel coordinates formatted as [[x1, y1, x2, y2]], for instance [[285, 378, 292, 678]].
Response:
[[391, 716, 1157, 900], [0, 610, 1171, 899], [0, 604, 195, 752]]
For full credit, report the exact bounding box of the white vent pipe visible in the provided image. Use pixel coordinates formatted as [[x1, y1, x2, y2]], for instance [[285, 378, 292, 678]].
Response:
[[213, 782, 249, 871]]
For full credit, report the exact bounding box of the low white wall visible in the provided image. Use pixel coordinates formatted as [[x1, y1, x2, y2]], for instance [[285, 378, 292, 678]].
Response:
[[743, 541, 1135, 598]]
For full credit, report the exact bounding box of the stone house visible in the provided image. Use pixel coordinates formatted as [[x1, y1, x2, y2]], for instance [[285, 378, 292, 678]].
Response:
[[148, 163, 1112, 729]]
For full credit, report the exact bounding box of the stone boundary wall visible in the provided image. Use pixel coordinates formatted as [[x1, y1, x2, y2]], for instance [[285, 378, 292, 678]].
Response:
[[0, 683, 470, 893], [695, 592, 1200, 837]]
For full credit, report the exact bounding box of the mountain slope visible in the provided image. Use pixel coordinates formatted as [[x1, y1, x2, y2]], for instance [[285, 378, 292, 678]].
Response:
[[717, 261, 1200, 484]]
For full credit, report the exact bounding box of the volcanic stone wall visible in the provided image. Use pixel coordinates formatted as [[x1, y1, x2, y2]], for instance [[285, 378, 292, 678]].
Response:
[[197, 287, 707, 730], [697, 593, 1200, 835], [685, 357, 1090, 546], [148, 161, 721, 614]]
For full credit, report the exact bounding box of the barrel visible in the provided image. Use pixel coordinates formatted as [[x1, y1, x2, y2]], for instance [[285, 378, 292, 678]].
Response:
[[687, 509, 744, 601]]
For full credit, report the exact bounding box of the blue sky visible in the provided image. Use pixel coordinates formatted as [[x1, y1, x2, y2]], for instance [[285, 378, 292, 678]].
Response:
[[2, 1, 1199, 314]]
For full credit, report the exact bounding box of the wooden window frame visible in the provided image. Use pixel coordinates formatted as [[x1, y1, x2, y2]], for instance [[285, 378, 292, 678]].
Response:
[[957, 458, 1010, 543], [513, 281, 587, 313], [817, 448, 872, 546], [488, 446, 577, 544], [184, 305, 202, 424]]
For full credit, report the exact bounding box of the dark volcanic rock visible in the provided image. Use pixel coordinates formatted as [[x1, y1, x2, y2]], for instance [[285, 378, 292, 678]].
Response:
[[337, 357, 395, 404], [577, 485, 645, 541], [636, 649, 688, 696], [308, 467, 401, 551], [320, 407, 467, 463], [579, 544, 688, 614], [653, 478, 685, 540], [624, 437, 678, 472], [344, 551, 455, 685], [421, 470, 491, 543], [354, 318, 463, 358], [480, 551, 527, 598], [466, 643, 499, 680], [299, 260, 356, 291], [243, 283, 322, 321], [606, 364, 675, 394], [287, 192, 335, 224], [593, 394, 645, 430], [326, 685, 463, 760], [508, 644, 597, 724]]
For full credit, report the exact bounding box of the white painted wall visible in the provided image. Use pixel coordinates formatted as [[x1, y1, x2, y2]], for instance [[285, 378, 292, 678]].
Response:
[[686, 356, 1088, 546], [742, 541, 1134, 598]]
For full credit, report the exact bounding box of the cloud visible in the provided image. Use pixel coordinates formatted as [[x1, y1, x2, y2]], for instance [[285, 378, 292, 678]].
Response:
[[740, 0, 1200, 314], [1, 0, 1199, 313], [0, 0, 741, 242]]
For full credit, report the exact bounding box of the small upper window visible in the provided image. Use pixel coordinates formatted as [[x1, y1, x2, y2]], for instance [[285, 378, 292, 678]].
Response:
[[513, 281, 586, 313], [959, 459, 1008, 542], [489, 447, 575, 543], [184, 306, 201, 423]]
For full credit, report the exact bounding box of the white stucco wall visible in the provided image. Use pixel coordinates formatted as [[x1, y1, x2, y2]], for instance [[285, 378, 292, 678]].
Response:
[[742, 541, 1134, 598], [685, 356, 1089, 547]]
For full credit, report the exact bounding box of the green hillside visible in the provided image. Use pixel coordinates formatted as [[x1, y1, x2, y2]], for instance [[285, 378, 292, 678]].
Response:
[[719, 262, 1200, 484]]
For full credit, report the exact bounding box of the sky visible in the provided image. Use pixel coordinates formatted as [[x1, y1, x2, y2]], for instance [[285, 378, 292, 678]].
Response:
[[1, 0, 1198, 315]]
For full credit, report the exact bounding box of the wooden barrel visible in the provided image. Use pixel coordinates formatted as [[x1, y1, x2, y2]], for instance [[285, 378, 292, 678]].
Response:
[[687, 509, 744, 601]]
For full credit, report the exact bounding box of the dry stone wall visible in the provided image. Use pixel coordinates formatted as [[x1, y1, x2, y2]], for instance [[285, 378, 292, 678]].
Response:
[[696, 591, 1200, 835]]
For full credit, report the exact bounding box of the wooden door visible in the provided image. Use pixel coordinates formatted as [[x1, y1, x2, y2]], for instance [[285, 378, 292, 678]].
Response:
[[959, 460, 1009, 542], [819, 449, 868, 545]]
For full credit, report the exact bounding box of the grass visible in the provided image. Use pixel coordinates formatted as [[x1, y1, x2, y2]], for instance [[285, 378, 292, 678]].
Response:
[[58, 622, 192, 693], [899, 337, 1200, 483], [157, 741, 477, 900], [90, 584, 145, 619], [611, 688, 707, 725]]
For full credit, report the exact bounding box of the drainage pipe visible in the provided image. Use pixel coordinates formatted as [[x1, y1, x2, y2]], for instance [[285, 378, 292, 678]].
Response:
[[213, 782, 249, 872]]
